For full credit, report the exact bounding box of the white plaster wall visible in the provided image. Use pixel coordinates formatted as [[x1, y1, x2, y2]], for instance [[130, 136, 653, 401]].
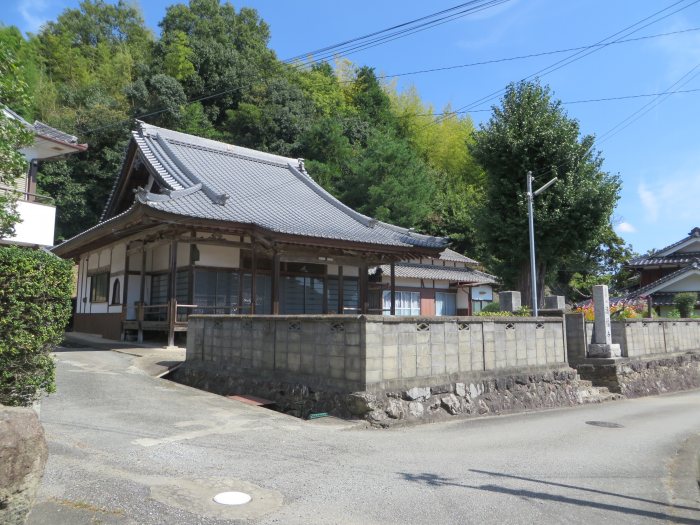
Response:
[[327, 264, 339, 276], [177, 242, 190, 268], [88, 253, 99, 270], [151, 244, 170, 272], [678, 239, 700, 253], [195, 245, 240, 268], [111, 243, 126, 273], [344, 266, 359, 277], [10, 201, 55, 246], [662, 273, 700, 292], [98, 248, 111, 268], [433, 281, 450, 289]]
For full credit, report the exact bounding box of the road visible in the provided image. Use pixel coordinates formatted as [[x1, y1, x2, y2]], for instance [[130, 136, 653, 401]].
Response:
[[28, 344, 700, 525]]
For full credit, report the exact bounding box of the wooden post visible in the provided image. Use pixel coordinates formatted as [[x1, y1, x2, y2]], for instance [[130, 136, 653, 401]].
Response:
[[251, 238, 257, 315], [121, 247, 130, 341], [359, 260, 368, 314], [390, 262, 396, 316], [272, 251, 280, 315], [138, 244, 146, 343], [338, 266, 344, 314], [167, 240, 177, 348]]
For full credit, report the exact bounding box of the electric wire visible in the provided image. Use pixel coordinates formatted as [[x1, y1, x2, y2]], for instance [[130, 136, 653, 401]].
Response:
[[429, 0, 700, 127]]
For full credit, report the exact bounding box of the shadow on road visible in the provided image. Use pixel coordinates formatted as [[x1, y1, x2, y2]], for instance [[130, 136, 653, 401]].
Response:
[[398, 471, 700, 525]]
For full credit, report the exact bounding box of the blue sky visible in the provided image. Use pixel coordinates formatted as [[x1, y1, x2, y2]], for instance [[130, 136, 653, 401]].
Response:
[[5, 0, 700, 254]]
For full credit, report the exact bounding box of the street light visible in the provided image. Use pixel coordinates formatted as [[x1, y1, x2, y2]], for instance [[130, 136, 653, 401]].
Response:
[[527, 171, 557, 317]]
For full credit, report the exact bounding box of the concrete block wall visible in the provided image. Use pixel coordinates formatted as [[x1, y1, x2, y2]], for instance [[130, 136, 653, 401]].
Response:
[[359, 317, 566, 391], [187, 315, 569, 394], [187, 315, 367, 392], [576, 318, 700, 358]]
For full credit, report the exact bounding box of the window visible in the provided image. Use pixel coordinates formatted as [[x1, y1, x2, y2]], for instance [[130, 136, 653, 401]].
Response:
[[280, 275, 324, 314], [382, 290, 420, 316], [242, 273, 272, 314], [435, 292, 457, 316], [111, 279, 121, 305], [90, 272, 109, 303], [193, 269, 239, 313], [328, 277, 360, 313]]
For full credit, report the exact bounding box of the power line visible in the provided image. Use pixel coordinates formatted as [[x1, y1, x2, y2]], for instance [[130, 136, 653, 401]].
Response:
[[284, 0, 512, 67], [401, 87, 700, 118], [429, 0, 700, 127], [84, 23, 700, 137], [283, 0, 506, 63], [381, 26, 700, 80]]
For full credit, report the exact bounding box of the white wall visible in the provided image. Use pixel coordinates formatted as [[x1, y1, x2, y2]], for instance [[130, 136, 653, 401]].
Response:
[[195, 244, 240, 268], [457, 288, 469, 309], [678, 239, 700, 253], [9, 201, 55, 246], [662, 273, 700, 292]]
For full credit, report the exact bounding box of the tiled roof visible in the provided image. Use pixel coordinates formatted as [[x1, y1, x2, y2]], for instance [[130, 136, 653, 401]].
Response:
[[439, 248, 479, 265], [123, 122, 447, 250], [375, 262, 496, 284], [627, 261, 700, 298], [628, 252, 700, 267], [2, 107, 85, 148]]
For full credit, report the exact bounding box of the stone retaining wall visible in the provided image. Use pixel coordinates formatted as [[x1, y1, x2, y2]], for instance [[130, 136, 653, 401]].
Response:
[[171, 364, 609, 427], [574, 352, 700, 396]]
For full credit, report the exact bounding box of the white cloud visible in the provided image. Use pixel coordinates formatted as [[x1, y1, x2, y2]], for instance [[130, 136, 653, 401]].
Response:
[[17, 0, 51, 34], [616, 222, 636, 233], [638, 182, 659, 223]]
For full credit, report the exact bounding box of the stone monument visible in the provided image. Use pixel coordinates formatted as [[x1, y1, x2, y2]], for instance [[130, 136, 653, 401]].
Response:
[[544, 295, 565, 310], [587, 285, 621, 358], [499, 291, 521, 313]]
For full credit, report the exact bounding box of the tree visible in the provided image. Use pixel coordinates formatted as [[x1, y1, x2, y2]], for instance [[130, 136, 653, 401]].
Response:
[[338, 129, 435, 228], [471, 80, 620, 307], [0, 44, 33, 238]]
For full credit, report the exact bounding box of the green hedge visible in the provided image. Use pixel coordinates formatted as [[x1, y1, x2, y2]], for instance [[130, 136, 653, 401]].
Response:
[[674, 292, 697, 318], [0, 246, 73, 406]]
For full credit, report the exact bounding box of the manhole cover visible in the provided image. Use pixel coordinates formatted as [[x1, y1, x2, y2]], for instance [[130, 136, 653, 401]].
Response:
[[213, 492, 252, 505], [585, 421, 624, 428]]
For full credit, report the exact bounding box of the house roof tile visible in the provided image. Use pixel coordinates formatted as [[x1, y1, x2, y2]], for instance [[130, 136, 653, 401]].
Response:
[[124, 122, 447, 250]]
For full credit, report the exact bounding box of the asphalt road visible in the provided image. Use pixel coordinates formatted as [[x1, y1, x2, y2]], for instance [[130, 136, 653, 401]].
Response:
[[28, 344, 700, 525]]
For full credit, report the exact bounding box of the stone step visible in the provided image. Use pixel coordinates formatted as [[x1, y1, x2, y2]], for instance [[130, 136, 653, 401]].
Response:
[[576, 384, 623, 404]]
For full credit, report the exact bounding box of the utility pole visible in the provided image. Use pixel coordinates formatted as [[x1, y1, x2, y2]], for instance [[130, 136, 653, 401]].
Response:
[[527, 171, 557, 317]]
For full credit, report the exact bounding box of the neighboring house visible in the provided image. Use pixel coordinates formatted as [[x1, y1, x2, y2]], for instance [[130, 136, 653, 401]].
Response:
[[52, 122, 448, 344], [369, 248, 497, 316], [0, 107, 87, 247], [626, 227, 700, 316]]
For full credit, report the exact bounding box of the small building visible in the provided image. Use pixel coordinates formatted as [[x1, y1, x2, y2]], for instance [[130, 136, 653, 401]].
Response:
[[369, 248, 497, 315], [1, 107, 87, 247], [626, 227, 700, 316], [52, 122, 448, 344]]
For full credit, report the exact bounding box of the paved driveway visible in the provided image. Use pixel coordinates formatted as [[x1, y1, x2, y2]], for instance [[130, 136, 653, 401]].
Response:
[[28, 344, 700, 524]]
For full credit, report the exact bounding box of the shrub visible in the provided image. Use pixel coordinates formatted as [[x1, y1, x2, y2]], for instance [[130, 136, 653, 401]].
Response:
[[0, 246, 73, 406], [480, 302, 502, 313], [474, 305, 531, 317], [674, 292, 697, 318], [665, 309, 681, 319]]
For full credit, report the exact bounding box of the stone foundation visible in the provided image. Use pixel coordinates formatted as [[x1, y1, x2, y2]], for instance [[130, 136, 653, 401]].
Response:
[[574, 352, 700, 397], [171, 364, 615, 427]]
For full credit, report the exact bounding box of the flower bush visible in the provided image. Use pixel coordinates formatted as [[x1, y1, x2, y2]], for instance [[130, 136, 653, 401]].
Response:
[[573, 296, 648, 321]]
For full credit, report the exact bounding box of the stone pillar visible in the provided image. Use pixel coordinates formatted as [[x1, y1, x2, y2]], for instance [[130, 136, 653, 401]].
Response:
[[544, 295, 565, 310], [499, 291, 521, 313], [588, 285, 621, 358]]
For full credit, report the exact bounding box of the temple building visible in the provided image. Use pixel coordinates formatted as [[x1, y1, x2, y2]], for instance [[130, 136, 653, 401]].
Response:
[[53, 122, 451, 344]]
